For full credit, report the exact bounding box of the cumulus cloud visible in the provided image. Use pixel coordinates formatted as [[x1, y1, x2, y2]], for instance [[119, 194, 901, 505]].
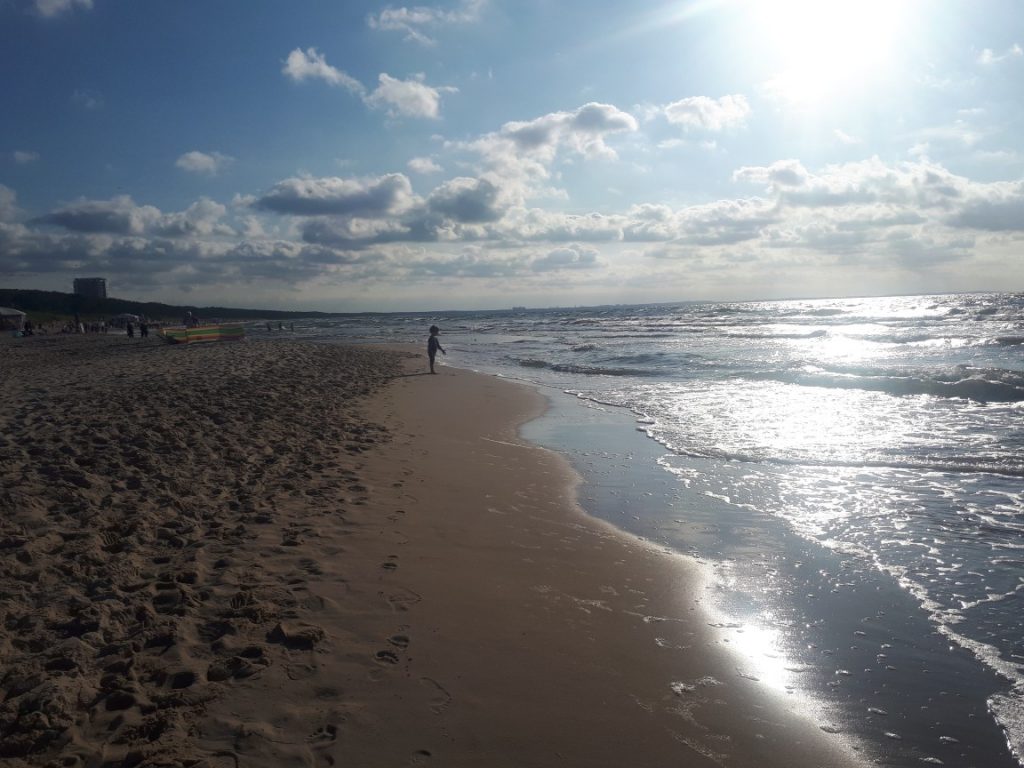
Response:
[[735, 157, 976, 211], [663, 94, 750, 131], [367, 0, 485, 45], [531, 244, 601, 272], [282, 48, 365, 93], [496, 208, 624, 243], [402, 248, 531, 279], [176, 150, 234, 175], [427, 177, 503, 223], [153, 198, 231, 237], [13, 150, 39, 164], [948, 180, 1024, 231], [34, 0, 92, 17], [33, 195, 231, 238], [281, 49, 454, 119], [408, 156, 443, 174], [365, 73, 456, 119], [456, 102, 638, 203], [36, 195, 161, 235], [255, 174, 417, 217], [9, 153, 1021, 299], [733, 159, 811, 190]]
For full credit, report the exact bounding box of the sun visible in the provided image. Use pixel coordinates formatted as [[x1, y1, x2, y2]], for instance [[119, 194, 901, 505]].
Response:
[[743, 0, 918, 104]]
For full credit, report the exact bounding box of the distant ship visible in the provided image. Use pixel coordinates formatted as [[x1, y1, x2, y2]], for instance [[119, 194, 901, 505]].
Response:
[[512, 306, 527, 311]]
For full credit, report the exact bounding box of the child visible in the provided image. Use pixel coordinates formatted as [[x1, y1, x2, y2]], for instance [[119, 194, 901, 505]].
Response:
[[427, 325, 446, 374]]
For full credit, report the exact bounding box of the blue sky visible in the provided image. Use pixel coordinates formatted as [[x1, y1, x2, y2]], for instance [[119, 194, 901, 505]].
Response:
[[1, 0, 1022, 311]]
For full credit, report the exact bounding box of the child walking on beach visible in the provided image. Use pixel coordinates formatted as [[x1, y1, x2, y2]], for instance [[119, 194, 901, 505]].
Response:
[[427, 325, 446, 374]]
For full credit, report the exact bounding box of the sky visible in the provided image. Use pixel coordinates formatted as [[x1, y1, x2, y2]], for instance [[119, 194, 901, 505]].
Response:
[[1, 0, 1022, 311]]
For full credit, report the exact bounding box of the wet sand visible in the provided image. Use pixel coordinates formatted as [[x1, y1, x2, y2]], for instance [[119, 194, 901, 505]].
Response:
[[0, 335, 866, 767]]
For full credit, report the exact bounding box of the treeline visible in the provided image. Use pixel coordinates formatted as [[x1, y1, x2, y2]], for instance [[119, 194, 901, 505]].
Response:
[[0, 289, 334, 322]]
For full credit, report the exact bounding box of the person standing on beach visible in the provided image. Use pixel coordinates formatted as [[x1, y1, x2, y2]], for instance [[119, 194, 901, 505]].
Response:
[[428, 325, 446, 374]]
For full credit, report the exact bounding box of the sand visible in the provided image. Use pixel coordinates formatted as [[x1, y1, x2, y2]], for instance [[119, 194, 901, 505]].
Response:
[[0, 334, 868, 767]]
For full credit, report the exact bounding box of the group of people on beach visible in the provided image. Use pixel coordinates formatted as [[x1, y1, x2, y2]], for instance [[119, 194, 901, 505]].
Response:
[[124, 321, 149, 338]]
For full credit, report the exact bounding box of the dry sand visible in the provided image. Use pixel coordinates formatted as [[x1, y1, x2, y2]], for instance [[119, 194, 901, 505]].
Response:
[[0, 335, 867, 767]]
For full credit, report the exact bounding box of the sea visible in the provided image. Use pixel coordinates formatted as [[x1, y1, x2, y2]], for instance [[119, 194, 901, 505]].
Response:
[[266, 292, 1024, 767]]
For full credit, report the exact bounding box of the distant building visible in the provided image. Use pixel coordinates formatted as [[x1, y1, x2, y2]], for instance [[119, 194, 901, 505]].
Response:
[[73, 277, 107, 299]]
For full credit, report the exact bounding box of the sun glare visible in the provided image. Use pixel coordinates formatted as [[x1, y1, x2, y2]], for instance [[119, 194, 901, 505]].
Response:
[[743, 0, 917, 104]]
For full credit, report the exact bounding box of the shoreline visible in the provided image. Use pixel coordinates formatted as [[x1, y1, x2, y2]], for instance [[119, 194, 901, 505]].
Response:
[[523, 387, 1020, 768], [1, 336, 865, 766]]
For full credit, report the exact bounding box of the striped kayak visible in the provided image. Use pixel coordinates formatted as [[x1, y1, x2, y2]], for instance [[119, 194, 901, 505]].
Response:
[[160, 324, 245, 344]]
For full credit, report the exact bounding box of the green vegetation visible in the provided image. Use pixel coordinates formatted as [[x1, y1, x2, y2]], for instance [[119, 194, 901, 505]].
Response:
[[0, 289, 336, 324]]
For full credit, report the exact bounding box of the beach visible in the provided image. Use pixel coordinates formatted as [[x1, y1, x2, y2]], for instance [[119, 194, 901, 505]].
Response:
[[0, 334, 867, 767]]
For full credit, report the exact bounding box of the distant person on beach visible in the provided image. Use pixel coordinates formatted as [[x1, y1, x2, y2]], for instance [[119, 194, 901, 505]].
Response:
[[140, 322, 149, 338], [126, 322, 134, 339], [427, 325, 446, 374]]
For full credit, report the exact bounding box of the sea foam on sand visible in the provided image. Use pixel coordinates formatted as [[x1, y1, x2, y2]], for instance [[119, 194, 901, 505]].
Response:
[[0, 335, 867, 767]]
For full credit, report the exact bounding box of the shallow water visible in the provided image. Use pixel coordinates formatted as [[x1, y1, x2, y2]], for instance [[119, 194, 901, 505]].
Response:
[[278, 292, 1024, 765]]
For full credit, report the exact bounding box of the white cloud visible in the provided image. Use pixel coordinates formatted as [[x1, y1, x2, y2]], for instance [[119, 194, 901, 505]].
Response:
[[408, 156, 443, 174], [34, 0, 92, 17], [530, 244, 601, 272], [365, 73, 456, 119], [368, 0, 484, 45], [33, 195, 232, 237], [734, 159, 809, 190], [281, 50, 454, 119], [154, 198, 231, 237], [176, 150, 234, 175], [255, 174, 417, 217], [9, 154, 1024, 304], [663, 94, 751, 132], [948, 180, 1024, 231], [427, 177, 503, 223], [282, 48, 365, 94], [13, 150, 40, 164], [457, 102, 638, 203], [36, 195, 161, 235], [978, 43, 1023, 65]]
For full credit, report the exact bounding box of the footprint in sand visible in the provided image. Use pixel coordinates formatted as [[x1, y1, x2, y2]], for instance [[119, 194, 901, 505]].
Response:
[[409, 749, 433, 765], [420, 678, 452, 714], [380, 587, 421, 612], [307, 723, 339, 743], [388, 634, 410, 649], [375, 650, 400, 665]]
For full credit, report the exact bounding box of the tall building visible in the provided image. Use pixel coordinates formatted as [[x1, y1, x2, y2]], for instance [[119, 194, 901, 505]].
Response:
[[73, 277, 107, 299]]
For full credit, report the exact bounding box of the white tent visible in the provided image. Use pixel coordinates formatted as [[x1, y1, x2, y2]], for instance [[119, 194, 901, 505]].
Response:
[[110, 313, 140, 328], [0, 306, 26, 331]]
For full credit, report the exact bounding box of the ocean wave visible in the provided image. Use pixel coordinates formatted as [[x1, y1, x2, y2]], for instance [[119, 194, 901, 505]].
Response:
[[990, 336, 1024, 347], [756, 365, 1024, 403], [725, 329, 829, 340], [648, 432, 1024, 478], [515, 358, 654, 377]]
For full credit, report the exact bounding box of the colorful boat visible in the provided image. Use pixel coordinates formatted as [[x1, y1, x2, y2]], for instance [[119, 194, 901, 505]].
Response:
[[160, 323, 245, 344]]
